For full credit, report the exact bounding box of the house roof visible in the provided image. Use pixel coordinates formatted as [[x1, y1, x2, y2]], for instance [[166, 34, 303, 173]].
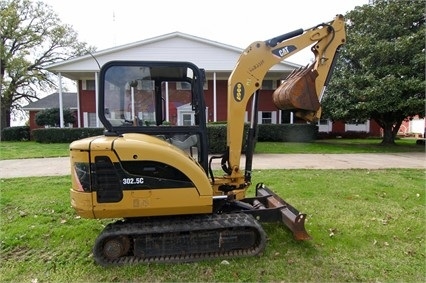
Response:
[[22, 92, 77, 111], [46, 32, 301, 80]]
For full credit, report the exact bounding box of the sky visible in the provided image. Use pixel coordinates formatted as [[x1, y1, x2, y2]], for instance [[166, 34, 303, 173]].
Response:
[[41, 0, 368, 65]]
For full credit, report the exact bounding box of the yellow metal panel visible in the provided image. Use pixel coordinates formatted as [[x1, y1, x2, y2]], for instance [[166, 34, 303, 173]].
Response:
[[70, 132, 214, 219], [70, 189, 95, 218], [113, 133, 212, 197], [92, 188, 212, 218], [69, 135, 103, 151]]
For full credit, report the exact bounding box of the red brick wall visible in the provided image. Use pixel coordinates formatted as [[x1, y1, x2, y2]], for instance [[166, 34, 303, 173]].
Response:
[[75, 78, 385, 137], [369, 120, 381, 136], [78, 80, 97, 125], [212, 81, 228, 122], [29, 111, 42, 130], [332, 121, 345, 133]]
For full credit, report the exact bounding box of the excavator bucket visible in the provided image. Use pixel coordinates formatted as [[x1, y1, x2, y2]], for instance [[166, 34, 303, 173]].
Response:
[[272, 63, 320, 114], [241, 183, 311, 241]]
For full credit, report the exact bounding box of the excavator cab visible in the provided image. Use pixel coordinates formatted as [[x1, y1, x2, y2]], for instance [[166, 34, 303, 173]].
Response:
[[99, 61, 209, 170]]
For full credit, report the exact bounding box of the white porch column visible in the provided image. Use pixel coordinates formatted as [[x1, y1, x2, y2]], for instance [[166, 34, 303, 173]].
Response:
[[213, 72, 217, 122], [58, 72, 64, 128], [76, 81, 81, 127], [95, 72, 100, 127], [165, 82, 169, 122]]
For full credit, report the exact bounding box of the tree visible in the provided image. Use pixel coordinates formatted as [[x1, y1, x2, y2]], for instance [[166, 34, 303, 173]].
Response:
[[0, 0, 95, 135], [35, 108, 75, 127], [322, 0, 425, 145]]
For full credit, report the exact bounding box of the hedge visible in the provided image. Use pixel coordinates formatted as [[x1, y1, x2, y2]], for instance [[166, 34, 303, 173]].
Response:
[[257, 124, 318, 142], [206, 123, 249, 154], [206, 123, 317, 153], [32, 128, 104, 143], [26, 123, 317, 147], [1, 126, 30, 141]]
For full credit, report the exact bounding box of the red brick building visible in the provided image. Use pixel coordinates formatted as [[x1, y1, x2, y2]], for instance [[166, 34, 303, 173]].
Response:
[[39, 32, 383, 136], [22, 92, 78, 129]]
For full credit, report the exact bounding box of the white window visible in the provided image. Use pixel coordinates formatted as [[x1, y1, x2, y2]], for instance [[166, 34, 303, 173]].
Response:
[[182, 113, 194, 126], [83, 112, 97, 127], [262, 112, 272, 124], [258, 111, 277, 124], [345, 120, 370, 132], [82, 80, 95, 90], [261, 80, 277, 90], [177, 103, 195, 126], [318, 119, 333, 132]]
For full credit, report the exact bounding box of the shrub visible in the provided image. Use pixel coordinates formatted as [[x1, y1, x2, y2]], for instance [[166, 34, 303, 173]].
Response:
[[257, 124, 285, 141], [1, 126, 30, 141], [257, 124, 318, 142], [207, 123, 249, 154], [35, 108, 76, 127], [207, 124, 227, 153], [32, 128, 104, 143]]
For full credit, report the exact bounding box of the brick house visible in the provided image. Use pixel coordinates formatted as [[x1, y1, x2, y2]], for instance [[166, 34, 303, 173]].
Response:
[[22, 92, 78, 129], [40, 31, 382, 136]]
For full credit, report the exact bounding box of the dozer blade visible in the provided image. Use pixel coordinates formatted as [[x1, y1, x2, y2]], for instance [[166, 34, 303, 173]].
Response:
[[272, 62, 320, 114], [249, 183, 311, 241]]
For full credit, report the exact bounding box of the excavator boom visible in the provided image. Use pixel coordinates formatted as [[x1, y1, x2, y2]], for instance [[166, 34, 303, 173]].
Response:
[[224, 15, 346, 177]]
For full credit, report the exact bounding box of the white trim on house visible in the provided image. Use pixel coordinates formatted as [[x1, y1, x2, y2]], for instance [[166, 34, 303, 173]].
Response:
[[45, 32, 301, 80], [345, 120, 370, 132], [318, 119, 333, 132]]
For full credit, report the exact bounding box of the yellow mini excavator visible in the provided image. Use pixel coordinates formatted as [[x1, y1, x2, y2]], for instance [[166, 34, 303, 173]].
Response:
[[70, 15, 346, 265]]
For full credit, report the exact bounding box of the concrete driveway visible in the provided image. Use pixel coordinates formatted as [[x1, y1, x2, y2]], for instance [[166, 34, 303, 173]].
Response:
[[0, 152, 424, 179]]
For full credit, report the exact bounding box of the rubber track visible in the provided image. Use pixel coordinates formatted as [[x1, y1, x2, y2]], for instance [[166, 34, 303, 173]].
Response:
[[93, 213, 267, 266]]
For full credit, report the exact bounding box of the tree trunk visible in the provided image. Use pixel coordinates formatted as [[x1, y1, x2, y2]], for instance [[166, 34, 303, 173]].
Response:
[[0, 104, 11, 140], [380, 120, 402, 145], [1, 108, 11, 128]]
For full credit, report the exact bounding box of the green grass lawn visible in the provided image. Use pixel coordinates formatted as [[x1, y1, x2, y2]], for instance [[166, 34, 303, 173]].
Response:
[[1, 170, 425, 282], [0, 138, 424, 160], [256, 138, 425, 153], [0, 141, 70, 160]]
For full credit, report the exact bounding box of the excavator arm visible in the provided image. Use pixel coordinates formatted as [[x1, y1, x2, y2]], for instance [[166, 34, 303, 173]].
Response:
[[224, 14, 346, 182]]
